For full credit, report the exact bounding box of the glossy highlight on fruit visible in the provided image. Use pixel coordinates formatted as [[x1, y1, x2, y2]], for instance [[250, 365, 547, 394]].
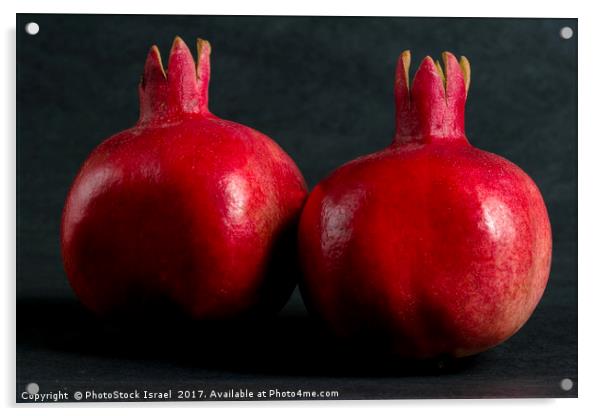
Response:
[[61, 37, 307, 319], [298, 51, 552, 358]]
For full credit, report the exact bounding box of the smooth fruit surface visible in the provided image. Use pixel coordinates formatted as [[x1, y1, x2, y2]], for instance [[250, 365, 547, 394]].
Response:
[[298, 51, 552, 358], [61, 37, 307, 319]]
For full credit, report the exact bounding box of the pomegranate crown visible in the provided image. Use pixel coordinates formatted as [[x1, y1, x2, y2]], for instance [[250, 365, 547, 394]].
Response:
[[394, 51, 471, 144], [138, 36, 211, 124]]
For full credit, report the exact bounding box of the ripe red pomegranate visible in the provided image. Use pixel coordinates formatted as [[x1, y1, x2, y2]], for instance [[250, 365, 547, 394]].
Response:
[[61, 37, 307, 319], [298, 51, 552, 358]]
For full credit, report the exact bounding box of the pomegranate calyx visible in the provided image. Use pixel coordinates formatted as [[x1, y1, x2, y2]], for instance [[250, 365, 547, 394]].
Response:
[[394, 51, 470, 145], [138, 37, 211, 124]]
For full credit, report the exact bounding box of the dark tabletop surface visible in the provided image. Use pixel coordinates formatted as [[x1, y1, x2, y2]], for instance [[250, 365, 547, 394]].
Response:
[[17, 277, 577, 401], [16, 14, 577, 401]]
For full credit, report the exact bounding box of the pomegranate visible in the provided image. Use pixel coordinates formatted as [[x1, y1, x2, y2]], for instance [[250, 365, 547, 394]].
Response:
[[61, 37, 307, 319], [298, 51, 552, 358]]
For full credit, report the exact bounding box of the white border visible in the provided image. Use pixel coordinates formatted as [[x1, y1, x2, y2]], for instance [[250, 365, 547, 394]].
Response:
[[2, 1, 599, 415]]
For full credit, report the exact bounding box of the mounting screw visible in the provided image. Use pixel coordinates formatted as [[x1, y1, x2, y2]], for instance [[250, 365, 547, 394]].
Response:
[[26, 382, 39, 394], [559, 26, 573, 40], [25, 22, 40, 36], [560, 378, 574, 391]]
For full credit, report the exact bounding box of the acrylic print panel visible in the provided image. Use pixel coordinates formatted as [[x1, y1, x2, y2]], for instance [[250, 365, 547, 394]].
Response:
[[16, 14, 577, 402]]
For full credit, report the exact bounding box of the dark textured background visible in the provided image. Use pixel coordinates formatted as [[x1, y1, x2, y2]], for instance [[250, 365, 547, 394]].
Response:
[[16, 14, 577, 400]]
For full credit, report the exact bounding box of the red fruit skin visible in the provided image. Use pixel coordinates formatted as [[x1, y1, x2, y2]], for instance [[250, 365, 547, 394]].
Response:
[[61, 38, 307, 319], [298, 52, 552, 358]]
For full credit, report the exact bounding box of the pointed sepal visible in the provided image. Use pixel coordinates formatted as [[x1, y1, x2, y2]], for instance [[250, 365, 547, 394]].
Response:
[[138, 36, 211, 124], [393, 50, 470, 144]]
